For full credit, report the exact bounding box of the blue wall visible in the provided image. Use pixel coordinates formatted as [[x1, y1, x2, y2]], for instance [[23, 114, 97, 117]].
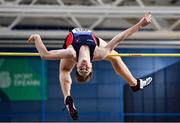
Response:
[[0, 48, 180, 122], [124, 60, 180, 122]]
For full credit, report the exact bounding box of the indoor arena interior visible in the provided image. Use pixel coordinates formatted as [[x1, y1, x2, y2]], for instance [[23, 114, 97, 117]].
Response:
[[0, 0, 180, 122]]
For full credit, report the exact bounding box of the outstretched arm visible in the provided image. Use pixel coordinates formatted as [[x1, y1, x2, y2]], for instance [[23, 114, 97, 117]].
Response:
[[105, 13, 152, 51], [59, 59, 76, 102], [27, 34, 75, 60]]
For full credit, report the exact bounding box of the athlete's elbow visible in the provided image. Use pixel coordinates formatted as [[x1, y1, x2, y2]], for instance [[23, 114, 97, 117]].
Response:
[[40, 55, 46, 60], [40, 52, 49, 60]]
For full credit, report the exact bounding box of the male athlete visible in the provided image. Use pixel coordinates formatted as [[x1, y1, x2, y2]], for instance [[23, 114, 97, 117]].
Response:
[[28, 13, 152, 120]]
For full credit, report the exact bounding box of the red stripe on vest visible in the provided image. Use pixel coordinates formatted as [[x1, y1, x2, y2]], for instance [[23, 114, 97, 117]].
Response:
[[92, 32, 97, 45], [66, 32, 73, 48]]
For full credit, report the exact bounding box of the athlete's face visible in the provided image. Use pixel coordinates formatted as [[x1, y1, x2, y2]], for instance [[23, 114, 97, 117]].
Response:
[[77, 60, 92, 76]]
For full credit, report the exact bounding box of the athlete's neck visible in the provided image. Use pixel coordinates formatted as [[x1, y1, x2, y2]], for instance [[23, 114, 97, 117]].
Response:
[[78, 45, 90, 62]]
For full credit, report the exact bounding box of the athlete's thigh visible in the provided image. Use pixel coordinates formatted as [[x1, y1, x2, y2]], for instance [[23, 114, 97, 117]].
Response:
[[98, 38, 108, 47], [99, 38, 119, 61]]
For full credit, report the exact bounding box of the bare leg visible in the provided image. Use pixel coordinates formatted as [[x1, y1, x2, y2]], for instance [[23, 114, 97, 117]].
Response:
[[105, 13, 152, 51], [106, 50, 137, 86], [99, 39, 137, 86], [105, 50, 152, 92]]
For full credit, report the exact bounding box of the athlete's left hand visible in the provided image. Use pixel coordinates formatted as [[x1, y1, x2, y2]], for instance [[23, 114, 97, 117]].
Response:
[[138, 12, 152, 28]]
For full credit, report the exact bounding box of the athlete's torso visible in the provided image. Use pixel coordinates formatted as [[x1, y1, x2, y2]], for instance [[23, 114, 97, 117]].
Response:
[[63, 28, 99, 61]]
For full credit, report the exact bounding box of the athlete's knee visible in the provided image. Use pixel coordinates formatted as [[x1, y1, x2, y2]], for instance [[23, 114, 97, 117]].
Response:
[[107, 55, 122, 64]]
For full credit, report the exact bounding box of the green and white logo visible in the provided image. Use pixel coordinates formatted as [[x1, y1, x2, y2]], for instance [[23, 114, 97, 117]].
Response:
[[0, 58, 47, 101], [0, 71, 11, 88]]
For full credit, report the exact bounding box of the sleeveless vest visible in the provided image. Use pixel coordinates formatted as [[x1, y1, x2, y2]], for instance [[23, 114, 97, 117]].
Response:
[[63, 28, 99, 61]]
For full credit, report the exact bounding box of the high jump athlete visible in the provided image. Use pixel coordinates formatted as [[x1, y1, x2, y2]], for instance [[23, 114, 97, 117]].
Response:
[[28, 13, 152, 120]]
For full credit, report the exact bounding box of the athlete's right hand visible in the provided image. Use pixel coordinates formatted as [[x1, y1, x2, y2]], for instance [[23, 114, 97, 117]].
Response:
[[27, 34, 41, 44]]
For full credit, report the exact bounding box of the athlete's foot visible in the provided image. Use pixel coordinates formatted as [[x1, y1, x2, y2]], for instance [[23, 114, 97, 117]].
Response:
[[65, 96, 78, 120], [131, 77, 152, 92]]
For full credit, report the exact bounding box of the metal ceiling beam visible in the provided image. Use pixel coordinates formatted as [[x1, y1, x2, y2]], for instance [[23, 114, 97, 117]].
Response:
[[89, 0, 98, 5], [0, 30, 179, 40], [169, 19, 180, 30], [113, 0, 123, 6], [0, 4, 179, 48], [56, 0, 65, 6], [0, 6, 180, 17], [135, 0, 162, 30]]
